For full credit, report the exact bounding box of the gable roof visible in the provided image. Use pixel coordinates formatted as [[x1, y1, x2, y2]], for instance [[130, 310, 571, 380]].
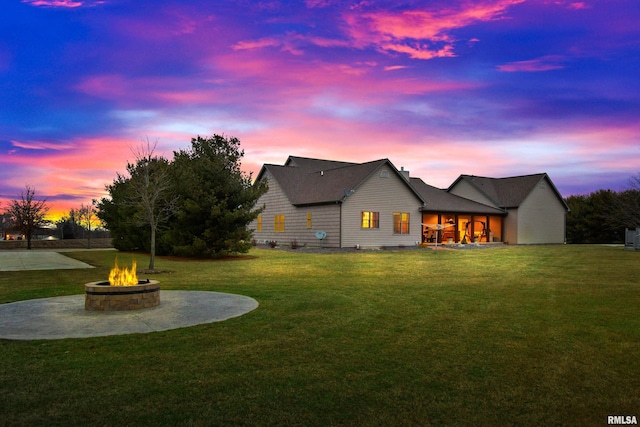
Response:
[[410, 178, 505, 215], [258, 156, 424, 206], [448, 173, 569, 210]]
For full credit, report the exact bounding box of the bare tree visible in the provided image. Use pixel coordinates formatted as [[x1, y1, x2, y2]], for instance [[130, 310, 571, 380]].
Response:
[[5, 185, 50, 249], [128, 138, 178, 270], [76, 202, 100, 249]]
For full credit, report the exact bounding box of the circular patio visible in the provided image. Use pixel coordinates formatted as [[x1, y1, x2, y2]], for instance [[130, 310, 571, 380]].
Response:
[[0, 291, 258, 340]]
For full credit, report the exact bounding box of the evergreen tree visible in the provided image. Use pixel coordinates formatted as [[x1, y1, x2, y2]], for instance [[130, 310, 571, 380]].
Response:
[[97, 134, 267, 258], [166, 135, 267, 257]]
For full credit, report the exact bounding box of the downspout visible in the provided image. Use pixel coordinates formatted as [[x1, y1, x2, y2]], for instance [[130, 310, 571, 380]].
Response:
[[339, 201, 342, 248]]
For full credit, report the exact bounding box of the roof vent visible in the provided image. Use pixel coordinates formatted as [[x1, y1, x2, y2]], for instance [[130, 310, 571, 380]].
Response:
[[380, 170, 389, 178]]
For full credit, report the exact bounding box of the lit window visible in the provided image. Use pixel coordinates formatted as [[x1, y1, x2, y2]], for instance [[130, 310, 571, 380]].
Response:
[[257, 215, 262, 232], [307, 212, 312, 229], [393, 212, 410, 234], [274, 214, 285, 232], [362, 212, 379, 229]]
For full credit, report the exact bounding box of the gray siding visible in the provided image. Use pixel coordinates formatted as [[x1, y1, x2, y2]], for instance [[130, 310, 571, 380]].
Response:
[[448, 180, 498, 207], [504, 208, 518, 244], [249, 172, 341, 248], [516, 178, 566, 244], [341, 166, 423, 248]]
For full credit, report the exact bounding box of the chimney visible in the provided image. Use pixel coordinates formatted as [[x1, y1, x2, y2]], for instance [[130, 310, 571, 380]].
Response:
[[400, 166, 410, 179]]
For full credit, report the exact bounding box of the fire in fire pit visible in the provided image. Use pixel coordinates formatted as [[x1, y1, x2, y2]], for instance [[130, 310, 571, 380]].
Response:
[[85, 259, 160, 311], [109, 258, 138, 286]]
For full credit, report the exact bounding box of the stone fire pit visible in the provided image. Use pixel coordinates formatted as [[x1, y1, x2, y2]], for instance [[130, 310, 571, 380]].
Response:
[[85, 280, 160, 311]]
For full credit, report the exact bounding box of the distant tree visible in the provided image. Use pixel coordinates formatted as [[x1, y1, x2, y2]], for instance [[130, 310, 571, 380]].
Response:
[[610, 174, 640, 229], [5, 185, 50, 249], [164, 134, 267, 257], [77, 202, 100, 249], [0, 212, 13, 240], [55, 211, 80, 239], [565, 189, 627, 244], [565, 195, 591, 244]]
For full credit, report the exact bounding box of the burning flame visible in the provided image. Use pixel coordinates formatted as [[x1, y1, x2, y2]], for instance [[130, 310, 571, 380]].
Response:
[[108, 259, 138, 286]]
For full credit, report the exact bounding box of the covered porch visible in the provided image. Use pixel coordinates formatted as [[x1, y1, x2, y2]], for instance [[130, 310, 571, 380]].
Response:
[[410, 177, 507, 245], [421, 213, 504, 244]]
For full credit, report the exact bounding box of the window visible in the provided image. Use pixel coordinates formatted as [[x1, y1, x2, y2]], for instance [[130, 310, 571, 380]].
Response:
[[307, 212, 312, 229], [274, 214, 285, 232], [257, 215, 262, 232], [393, 212, 410, 234], [362, 211, 379, 229]]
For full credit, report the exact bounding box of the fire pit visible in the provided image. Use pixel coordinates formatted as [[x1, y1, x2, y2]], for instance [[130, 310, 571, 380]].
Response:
[[85, 279, 160, 311], [84, 259, 160, 311]]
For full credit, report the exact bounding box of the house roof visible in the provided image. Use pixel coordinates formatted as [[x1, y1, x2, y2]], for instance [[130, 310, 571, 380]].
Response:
[[410, 178, 506, 215], [448, 173, 569, 210], [258, 156, 424, 206]]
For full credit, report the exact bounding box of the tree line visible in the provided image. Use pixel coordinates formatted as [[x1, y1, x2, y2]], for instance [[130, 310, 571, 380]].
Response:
[[564, 176, 640, 244]]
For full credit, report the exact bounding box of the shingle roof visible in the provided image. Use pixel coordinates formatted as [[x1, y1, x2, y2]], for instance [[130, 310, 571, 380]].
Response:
[[259, 156, 422, 206], [450, 173, 568, 210], [410, 178, 505, 214], [284, 156, 356, 170]]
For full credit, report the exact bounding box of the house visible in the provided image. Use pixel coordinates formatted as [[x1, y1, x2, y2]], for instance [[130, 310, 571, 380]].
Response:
[[447, 174, 569, 244], [251, 156, 424, 248], [250, 156, 569, 248]]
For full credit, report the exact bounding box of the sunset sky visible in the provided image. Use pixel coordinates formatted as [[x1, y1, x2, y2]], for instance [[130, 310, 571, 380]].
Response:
[[2, 0, 640, 220]]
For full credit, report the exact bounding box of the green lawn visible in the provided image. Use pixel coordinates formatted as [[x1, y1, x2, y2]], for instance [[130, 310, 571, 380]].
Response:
[[1, 245, 639, 426]]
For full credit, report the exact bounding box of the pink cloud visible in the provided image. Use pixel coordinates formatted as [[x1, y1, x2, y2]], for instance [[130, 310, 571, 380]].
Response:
[[233, 37, 282, 51], [381, 42, 455, 60], [23, 0, 83, 7], [342, 1, 524, 59], [232, 1, 524, 61], [497, 55, 567, 72], [305, 0, 334, 7], [569, 2, 588, 9], [10, 140, 74, 151], [75, 74, 130, 100], [547, 1, 590, 9], [1, 135, 149, 220], [213, 49, 477, 95], [22, 0, 104, 7], [384, 65, 409, 71]]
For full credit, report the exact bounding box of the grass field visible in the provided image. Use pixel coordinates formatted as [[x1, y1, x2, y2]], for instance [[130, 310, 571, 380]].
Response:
[[1, 245, 639, 426]]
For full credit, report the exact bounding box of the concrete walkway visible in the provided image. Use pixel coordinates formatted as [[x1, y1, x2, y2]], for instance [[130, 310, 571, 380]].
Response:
[[0, 250, 259, 340], [0, 250, 95, 271]]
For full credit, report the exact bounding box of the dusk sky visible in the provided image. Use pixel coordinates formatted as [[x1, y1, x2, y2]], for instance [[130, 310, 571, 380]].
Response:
[[2, 0, 640, 220]]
